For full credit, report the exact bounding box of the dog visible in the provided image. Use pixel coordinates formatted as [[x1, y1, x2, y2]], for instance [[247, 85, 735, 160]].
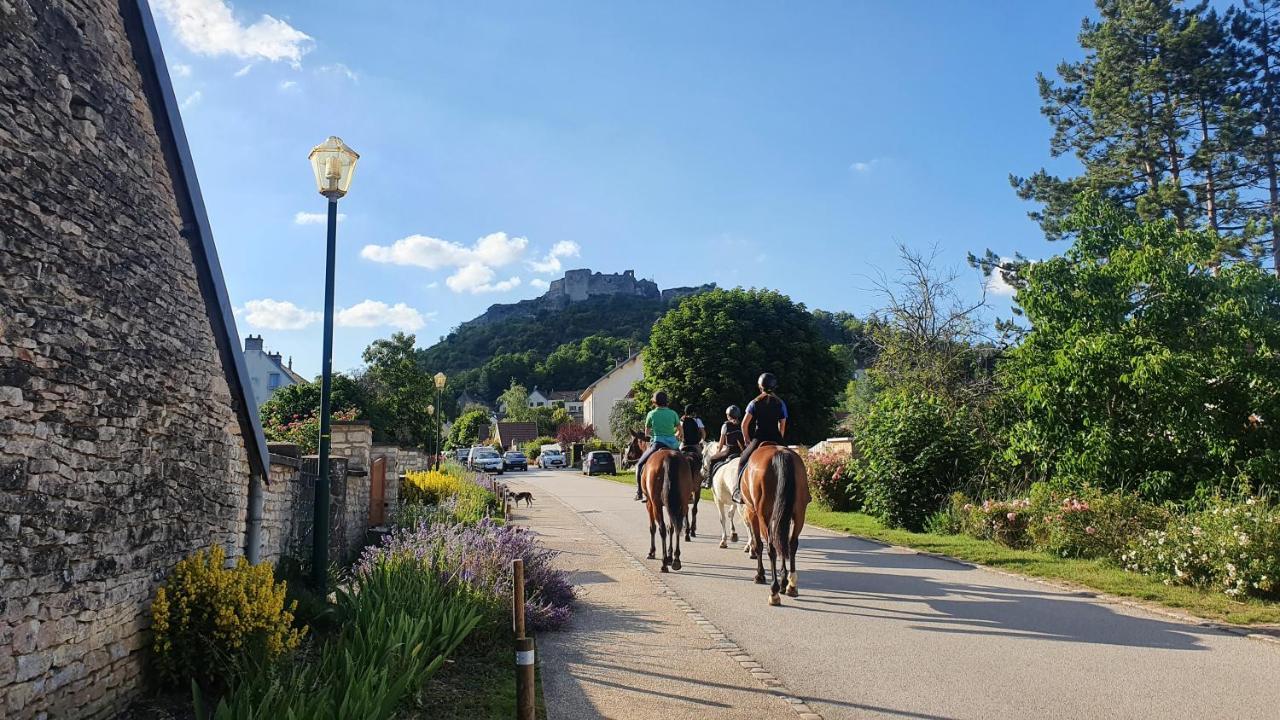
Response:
[[511, 491, 534, 507]]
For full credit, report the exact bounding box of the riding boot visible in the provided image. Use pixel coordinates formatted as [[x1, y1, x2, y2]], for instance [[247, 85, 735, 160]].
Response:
[[731, 475, 744, 504]]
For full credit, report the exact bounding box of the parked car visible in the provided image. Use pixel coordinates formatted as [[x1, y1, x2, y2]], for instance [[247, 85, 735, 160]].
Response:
[[467, 446, 504, 474], [455, 449, 469, 462], [503, 451, 528, 471], [538, 446, 566, 469], [582, 450, 616, 476]]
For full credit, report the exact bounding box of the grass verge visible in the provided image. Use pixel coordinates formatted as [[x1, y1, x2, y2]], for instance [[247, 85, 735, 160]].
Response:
[[601, 472, 1280, 626], [417, 635, 546, 720]]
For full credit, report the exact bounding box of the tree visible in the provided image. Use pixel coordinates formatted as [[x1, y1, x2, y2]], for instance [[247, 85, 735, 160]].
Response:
[[498, 380, 532, 421], [537, 335, 633, 390], [1013, 1, 1254, 251], [530, 406, 572, 436], [609, 396, 646, 443], [258, 374, 378, 435], [1232, 0, 1280, 272], [361, 332, 434, 447], [1001, 198, 1280, 501], [556, 422, 596, 445], [448, 409, 491, 449], [636, 288, 845, 443]]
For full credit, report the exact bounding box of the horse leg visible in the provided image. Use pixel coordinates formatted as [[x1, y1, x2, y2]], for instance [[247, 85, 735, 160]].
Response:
[[767, 538, 781, 606], [717, 500, 729, 549], [648, 519, 656, 560], [786, 532, 800, 597], [671, 508, 683, 571], [689, 491, 698, 539], [658, 519, 669, 572], [751, 515, 766, 584], [729, 503, 739, 544]]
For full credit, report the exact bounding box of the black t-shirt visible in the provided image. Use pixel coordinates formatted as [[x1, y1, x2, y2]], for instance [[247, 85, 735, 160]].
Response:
[[680, 417, 702, 447], [721, 421, 744, 451], [747, 394, 788, 442]]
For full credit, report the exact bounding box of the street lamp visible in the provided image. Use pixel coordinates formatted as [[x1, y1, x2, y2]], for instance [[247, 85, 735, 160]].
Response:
[[307, 136, 359, 593], [427, 404, 435, 468], [434, 372, 447, 470]]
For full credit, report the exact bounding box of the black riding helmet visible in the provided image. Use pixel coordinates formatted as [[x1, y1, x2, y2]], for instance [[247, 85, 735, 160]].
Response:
[[652, 390, 669, 406], [758, 372, 778, 392], [683, 405, 696, 416], [725, 405, 741, 419]]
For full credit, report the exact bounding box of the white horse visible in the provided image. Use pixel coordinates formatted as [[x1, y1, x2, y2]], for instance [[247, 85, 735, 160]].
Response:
[[701, 442, 748, 550]]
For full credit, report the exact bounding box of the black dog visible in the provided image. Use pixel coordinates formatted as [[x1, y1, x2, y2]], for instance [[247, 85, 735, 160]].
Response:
[[511, 491, 534, 507]]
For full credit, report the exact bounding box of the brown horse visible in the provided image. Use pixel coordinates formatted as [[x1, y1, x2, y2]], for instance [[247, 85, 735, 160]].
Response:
[[740, 443, 810, 605], [626, 432, 701, 540], [636, 443, 696, 572]]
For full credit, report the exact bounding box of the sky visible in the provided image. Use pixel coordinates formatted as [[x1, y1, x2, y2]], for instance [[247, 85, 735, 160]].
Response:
[[150, 0, 1093, 378]]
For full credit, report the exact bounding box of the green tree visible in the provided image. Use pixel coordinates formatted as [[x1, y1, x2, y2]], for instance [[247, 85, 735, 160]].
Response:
[[361, 333, 434, 447], [537, 335, 633, 390], [1232, 0, 1280, 272], [448, 409, 492, 449], [258, 374, 378, 435], [609, 397, 646, 444], [636, 288, 844, 443], [498, 380, 532, 421], [1002, 198, 1280, 501], [1014, 1, 1254, 249]]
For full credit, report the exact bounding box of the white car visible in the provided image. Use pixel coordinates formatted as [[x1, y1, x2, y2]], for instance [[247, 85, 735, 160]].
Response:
[[538, 448, 566, 469], [467, 447, 504, 473]]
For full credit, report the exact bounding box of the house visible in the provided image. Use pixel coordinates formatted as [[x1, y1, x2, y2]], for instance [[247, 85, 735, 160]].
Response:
[[457, 390, 490, 412], [493, 421, 539, 450], [243, 335, 307, 407], [527, 387, 552, 407], [580, 352, 644, 441], [546, 389, 586, 421]]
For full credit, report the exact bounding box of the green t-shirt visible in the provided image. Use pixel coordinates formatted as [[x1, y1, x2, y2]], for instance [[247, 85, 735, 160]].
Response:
[[645, 407, 680, 447]]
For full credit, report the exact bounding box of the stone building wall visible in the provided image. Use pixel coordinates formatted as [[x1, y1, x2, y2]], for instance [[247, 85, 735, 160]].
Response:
[[258, 447, 313, 566], [0, 2, 263, 717]]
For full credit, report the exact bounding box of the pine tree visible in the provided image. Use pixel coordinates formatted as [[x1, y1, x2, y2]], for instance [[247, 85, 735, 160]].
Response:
[[1231, 0, 1280, 272]]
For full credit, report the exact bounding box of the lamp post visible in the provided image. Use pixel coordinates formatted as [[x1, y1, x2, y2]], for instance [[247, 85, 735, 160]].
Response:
[[427, 404, 435, 468], [434, 372, 447, 470], [307, 136, 359, 593]]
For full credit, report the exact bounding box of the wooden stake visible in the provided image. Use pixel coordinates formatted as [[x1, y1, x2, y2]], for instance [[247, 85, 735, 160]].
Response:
[[512, 558, 526, 638], [515, 636, 536, 720]]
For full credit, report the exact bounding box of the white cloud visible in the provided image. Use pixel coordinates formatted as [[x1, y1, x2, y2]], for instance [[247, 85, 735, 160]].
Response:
[[361, 232, 528, 270], [529, 278, 549, 290], [446, 263, 522, 294], [233, 63, 252, 77], [152, 0, 313, 65], [171, 63, 192, 77], [527, 240, 581, 274], [426, 281, 439, 289], [984, 257, 1025, 296], [237, 299, 320, 330], [850, 159, 879, 173], [180, 90, 202, 109], [294, 211, 345, 225], [336, 300, 428, 330], [279, 80, 298, 91], [320, 63, 359, 82]]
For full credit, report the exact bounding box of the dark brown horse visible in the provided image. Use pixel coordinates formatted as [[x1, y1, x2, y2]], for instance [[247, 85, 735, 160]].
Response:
[[740, 443, 810, 605], [626, 432, 701, 540], [634, 440, 696, 572]]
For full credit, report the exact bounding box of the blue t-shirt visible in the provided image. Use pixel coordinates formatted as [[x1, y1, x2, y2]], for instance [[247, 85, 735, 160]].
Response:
[[746, 395, 788, 441]]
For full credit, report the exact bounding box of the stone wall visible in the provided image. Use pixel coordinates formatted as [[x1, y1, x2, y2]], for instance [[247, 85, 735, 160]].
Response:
[[330, 420, 372, 473], [258, 446, 313, 566], [0, 1, 261, 717]]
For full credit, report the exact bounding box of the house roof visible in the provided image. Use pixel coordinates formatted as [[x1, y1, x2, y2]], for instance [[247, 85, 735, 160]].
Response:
[[547, 389, 584, 402], [494, 422, 539, 447], [580, 351, 643, 400], [130, 0, 268, 477]]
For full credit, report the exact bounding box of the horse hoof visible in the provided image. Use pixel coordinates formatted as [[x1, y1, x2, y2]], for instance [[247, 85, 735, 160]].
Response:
[[719, 540, 728, 549], [647, 552, 655, 560], [754, 575, 766, 585], [730, 533, 739, 542], [660, 565, 670, 573], [769, 594, 782, 606], [671, 559, 682, 571], [786, 586, 799, 598]]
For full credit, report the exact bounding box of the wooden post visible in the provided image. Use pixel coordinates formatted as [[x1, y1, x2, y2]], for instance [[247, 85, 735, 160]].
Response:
[[513, 559, 534, 719]]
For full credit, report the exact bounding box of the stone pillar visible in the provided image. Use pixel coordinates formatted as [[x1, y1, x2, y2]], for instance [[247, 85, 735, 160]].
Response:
[[330, 420, 372, 472]]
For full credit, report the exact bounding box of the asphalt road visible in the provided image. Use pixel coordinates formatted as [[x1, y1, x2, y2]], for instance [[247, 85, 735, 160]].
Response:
[[510, 468, 1280, 720]]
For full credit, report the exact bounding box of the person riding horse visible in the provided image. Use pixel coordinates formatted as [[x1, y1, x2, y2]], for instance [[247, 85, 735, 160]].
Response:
[[705, 405, 745, 486], [679, 405, 706, 451], [634, 391, 681, 501], [732, 372, 788, 504]]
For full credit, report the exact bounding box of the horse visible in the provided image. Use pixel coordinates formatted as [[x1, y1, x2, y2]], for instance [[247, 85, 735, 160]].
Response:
[[626, 432, 701, 540], [739, 443, 810, 606], [632, 434, 696, 573], [700, 442, 748, 550]]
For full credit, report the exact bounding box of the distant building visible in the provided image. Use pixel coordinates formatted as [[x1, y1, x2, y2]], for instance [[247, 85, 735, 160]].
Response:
[[580, 352, 644, 442], [493, 421, 539, 450], [527, 387, 552, 407], [457, 390, 491, 413], [546, 389, 585, 421], [242, 335, 307, 408]]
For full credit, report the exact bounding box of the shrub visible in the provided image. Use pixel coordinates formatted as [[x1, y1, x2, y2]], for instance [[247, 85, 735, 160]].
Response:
[[356, 518, 576, 632], [804, 449, 859, 511], [1026, 483, 1169, 559], [202, 553, 483, 719], [262, 408, 359, 454], [856, 389, 979, 530], [954, 495, 1033, 548], [1123, 497, 1280, 599], [523, 436, 557, 460], [150, 546, 304, 689], [400, 469, 499, 524]]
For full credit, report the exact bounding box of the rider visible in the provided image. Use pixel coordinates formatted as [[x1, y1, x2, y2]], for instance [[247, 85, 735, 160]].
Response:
[[634, 390, 681, 501], [678, 405, 706, 451], [732, 372, 788, 504], [706, 405, 745, 476]]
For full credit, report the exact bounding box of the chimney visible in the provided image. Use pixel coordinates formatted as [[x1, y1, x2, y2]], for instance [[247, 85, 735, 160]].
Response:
[[287, 356, 293, 370], [244, 335, 264, 354]]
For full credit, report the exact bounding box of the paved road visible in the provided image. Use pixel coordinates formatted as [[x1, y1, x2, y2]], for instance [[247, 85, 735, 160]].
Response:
[[510, 468, 1280, 720]]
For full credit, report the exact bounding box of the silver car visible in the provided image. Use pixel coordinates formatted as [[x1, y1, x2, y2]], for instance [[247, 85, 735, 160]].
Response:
[[467, 447, 504, 473]]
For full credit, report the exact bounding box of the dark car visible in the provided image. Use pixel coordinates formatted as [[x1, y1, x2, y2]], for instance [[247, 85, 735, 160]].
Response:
[[582, 450, 616, 476], [503, 451, 528, 472]]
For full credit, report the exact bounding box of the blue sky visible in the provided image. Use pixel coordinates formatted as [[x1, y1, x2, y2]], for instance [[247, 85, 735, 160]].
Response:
[[152, 0, 1091, 377]]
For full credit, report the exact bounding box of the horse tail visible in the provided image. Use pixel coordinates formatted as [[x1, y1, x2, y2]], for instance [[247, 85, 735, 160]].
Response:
[[768, 450, 796, 558], [663, 452, 683, 534]]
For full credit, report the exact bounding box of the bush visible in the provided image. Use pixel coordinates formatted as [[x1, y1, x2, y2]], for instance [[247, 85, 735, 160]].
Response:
[[953, 495, 1033, 548], [804, 449, 859, 511], [856, 389, 979, 530], [202, 552, 483, 719], [400, 469, 499, 524], [150, 546, 304, 689], [523, 436, 558, 460], [1026, 483, 1169, 559], [1123, 497, 1280, 599]]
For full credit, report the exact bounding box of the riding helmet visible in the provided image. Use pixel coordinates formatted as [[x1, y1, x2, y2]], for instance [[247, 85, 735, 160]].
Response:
[[652, 390, 669, 406], [683, 405, 696, 416], [725, 405, 741, 419], [758, 372, 778, 392]]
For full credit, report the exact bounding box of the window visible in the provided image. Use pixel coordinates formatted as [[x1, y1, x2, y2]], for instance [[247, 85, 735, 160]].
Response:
[[268, 373, 281, 390]]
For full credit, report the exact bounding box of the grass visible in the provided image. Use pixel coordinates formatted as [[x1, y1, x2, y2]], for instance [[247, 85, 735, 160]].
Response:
[[418, 634, 546, 720], [600, 473, 1280, 626]]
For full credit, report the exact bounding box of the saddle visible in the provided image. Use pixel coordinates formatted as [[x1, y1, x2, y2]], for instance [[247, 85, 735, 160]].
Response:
[[708, 454, 740, 484]]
